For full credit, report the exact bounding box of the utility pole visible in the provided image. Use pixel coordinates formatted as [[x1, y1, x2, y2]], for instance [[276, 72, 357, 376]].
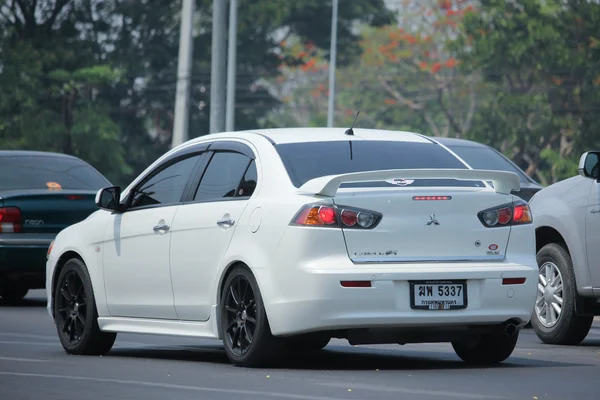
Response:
[[171, 0, 195, 148], [327, 0, 339, 128], [225, 0, 238, 132], [209, 0, 228, 134]]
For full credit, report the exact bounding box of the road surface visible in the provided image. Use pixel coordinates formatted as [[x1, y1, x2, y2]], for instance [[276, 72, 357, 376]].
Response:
[[1, 290, 599, 400]]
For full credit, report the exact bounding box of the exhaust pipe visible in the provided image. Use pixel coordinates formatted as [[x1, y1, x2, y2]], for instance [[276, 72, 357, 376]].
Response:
[[504, 323, 517, 336]]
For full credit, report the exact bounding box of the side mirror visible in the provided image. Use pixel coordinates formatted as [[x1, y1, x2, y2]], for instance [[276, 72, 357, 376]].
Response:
[[95, 186, 123, 212], [578, 151, 600, 180]]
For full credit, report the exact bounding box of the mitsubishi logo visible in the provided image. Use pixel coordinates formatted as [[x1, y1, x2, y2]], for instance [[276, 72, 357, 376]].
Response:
[[426, 213, 440, 226]]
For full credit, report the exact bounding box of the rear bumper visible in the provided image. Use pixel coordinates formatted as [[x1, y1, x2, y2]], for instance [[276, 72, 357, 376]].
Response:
[[0, 234, 54, 284], [260, 260, 538, 337]]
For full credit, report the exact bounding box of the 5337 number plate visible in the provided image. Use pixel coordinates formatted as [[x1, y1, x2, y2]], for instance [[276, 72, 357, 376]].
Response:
[[409, 280, 468, 310]]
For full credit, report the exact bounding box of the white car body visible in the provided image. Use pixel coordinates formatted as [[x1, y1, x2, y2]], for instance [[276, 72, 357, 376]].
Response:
[[46, 128, 538, 363]]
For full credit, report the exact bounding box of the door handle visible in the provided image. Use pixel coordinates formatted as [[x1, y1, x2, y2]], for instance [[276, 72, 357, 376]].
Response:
[[216, 218, 235, 227], [153, 224, 170, 234]]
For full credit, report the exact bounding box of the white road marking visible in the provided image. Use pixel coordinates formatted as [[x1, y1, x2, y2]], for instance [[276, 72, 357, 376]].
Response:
[[0, 332, 55, 340], [317, 381, 505, 399], [0, 371, 350, 400], [0, 356, 49, 363], [0, 340, 57, 347]]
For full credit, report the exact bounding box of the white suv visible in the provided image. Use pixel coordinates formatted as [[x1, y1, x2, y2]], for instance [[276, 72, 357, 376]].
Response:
[[529, 151, 600, 344]]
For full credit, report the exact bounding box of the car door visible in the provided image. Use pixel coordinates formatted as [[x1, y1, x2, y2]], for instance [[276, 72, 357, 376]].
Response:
[[102, 152, 205, 319], [169, 143, 258, 321], [585, 153, 600, 286]]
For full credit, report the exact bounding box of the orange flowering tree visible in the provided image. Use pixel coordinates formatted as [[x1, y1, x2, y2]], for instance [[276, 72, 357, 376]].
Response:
[[266, 0, 479, 136]]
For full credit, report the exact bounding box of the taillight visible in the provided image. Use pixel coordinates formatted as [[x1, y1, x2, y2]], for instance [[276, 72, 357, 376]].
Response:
[[0, 207, 23, 233], [291, 204, 381, 229], [478, 200, 532, 228]]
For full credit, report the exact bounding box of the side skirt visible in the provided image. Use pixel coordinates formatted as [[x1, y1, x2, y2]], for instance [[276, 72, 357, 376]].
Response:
[[97, 305, 220, 339]]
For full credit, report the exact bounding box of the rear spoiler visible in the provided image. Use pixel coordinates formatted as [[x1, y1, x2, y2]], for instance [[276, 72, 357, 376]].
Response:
[[298, 169, 521, 197]]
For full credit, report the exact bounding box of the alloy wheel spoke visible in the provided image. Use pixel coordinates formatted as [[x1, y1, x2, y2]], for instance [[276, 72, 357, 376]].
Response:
[[232, 326, 241, 350], [545, 264, 553, 285], [551, 302, 561, 315], [553, 294, 563, 305], [226, 321, 237, 334], [225, 305, 237, 314], [60, 288, 71, 301], [67, 274, 77, 297], [68, 320, 76, 342], [555, 284, 563, 294], [537, 283, 545, 294], [536, 296, 545, 307], [230, 286, 239, 306]]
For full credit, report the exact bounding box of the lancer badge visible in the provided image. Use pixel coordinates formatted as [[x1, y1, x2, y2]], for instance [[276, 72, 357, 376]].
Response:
[[426, 213, 440, 226]]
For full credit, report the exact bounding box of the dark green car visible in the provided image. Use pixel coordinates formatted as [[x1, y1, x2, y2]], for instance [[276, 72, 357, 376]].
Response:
[[0, 151, 111, 303]]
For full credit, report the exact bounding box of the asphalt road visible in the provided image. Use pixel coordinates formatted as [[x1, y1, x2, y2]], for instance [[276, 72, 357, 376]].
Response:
[[1, 290, 599, 400]]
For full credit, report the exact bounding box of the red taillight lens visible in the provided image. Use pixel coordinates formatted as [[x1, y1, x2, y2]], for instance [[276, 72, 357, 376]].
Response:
[[340, 209, 358, 226], [340, 280, 372, 288], [478, 201, 532, 228], [0, 207, 23, 233], [497, 207, 512, 224], [67, 195, 85, 200], [502, 277, 526, 285], [291, 204, 381, 229], [318, 206, 337, 224]]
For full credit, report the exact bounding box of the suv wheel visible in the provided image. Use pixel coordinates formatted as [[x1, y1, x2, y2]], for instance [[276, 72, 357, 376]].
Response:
[[531, 243, 593, 345]]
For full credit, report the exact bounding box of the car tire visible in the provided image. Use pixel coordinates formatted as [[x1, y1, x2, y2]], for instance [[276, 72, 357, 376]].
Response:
[[452, 333, 519, 365], [0, 283, 29, 304], [285, 333, 331, 352], [531, 243, 593, 345], [53, 258, 117, 355], [219, 266, 284, 367]]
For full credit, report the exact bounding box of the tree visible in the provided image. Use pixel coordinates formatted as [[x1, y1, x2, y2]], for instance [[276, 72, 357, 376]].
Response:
[[455, 0, 600, 183], [0, 0, 395, 185], [267, 0, 478, 135]]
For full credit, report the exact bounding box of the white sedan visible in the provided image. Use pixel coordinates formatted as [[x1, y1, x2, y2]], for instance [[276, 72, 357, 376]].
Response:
[[46, 128, 538, 367]]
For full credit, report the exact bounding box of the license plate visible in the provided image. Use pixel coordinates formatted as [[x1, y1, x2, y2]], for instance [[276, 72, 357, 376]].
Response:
[[409, 280, 468, 310]]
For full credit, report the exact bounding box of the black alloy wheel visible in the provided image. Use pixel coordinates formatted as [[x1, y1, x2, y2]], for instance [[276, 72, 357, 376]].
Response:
[[53, 259, 116, 355], [223, 274, 258, 357], [220, 266, 284, 367], [56, 269, 88, 345]]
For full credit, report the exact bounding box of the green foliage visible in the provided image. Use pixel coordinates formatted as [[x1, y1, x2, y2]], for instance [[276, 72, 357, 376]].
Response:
[[0, 0, 393, 185]]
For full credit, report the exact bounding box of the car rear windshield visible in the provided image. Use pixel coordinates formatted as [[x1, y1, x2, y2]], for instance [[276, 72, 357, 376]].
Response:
[[275, 140, 485, 188], [445, 145, 530, 184], [0, 155, 110, 190]]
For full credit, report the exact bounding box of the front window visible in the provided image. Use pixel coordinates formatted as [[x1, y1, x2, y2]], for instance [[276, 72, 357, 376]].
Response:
[[275, 140, 484, 188]]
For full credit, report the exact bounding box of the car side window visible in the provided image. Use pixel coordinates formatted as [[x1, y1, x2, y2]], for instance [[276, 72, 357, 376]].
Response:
[[237, 160, 257, 198], [194, 152, 253, 202], [129, 155, 201, 209]]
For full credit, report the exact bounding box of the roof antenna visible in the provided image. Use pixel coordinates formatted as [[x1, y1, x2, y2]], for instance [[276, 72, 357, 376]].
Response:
[[344, 111, 360, 136]]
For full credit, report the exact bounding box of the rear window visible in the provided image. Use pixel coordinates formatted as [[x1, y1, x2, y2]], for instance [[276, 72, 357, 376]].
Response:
[[446, 145, 530, 183], [275, 141, 485, 188], [0, 156, 110, 190]]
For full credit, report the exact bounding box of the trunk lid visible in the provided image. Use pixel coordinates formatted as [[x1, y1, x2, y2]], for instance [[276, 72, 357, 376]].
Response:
[[297, 168, 521, 264], [335, 188, 512, 263], [0, 189, 98, 234]]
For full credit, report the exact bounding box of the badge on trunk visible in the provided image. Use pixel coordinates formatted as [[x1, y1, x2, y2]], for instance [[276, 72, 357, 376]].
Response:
[[426, 212, 440, 226]]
